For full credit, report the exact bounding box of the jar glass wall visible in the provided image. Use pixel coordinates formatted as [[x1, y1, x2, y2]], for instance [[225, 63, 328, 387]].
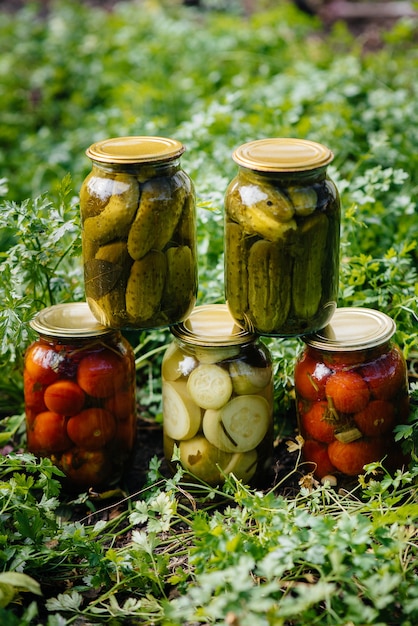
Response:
[[224, 138, 340, 337], [80, 136, 198, 329], [162, 305, 274, 487], [24, 303, 137, 492], [294, 308, 410, 482]]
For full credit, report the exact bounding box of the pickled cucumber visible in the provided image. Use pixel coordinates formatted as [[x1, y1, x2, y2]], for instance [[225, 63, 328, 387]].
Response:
[[85, 242, 133, 325], [127, 177, 185, 260], [125, 250, 167, 322], [79, 172, 116, 220], [175, 192, 195, 245], [113, 173, 140, 199], [228, 184, 297, 241], [96, 241, 131, 266], [287, 186, 318, 217], [154, 184, 187, 250], [247, 239, 292, 334], [96, 285, 129, 327], [83, 184, 140, 247], [202, 395, 270, 453], [82, 230, 99, 261], [187, 363, 233, 410], [292, 212, 329, 319], [161, 245, 196, 317], [225, 221, 249, 319], [162, 380, 201, 440]]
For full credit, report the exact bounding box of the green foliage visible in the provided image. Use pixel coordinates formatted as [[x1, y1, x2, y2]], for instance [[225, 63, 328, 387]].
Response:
[[0, 0, 417, 623], [0, 175, 82, 360], [0, 453, 417, 624], [164, 467, 418, 625]]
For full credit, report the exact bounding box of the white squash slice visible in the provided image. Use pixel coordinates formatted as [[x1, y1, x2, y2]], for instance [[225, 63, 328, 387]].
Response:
[[179, 435, 231, 484], [223, 449, 258, 482], [187, 363, 232, 410], [194, 345, 240, 365], [203, 395, 270, 453], [229, 361, 272, 395], [162, 381, 201, 440]]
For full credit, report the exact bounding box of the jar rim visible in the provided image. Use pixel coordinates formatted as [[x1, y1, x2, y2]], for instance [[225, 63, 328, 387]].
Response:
[[171, 304, 257, 347], [232, 138, 334, 172], [304, 307, 396, 351], [30, 302, 113, 338], [86, 136, 185, 165]]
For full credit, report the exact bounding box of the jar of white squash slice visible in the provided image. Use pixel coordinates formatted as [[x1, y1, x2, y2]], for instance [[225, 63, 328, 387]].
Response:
[[162, 304, 274, 487]]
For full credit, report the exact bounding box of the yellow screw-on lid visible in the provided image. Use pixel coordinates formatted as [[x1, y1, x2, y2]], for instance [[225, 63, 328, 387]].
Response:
[[172, 304, 255, 347], [86, 136, 185, 164], [305, 307, 396, 352], [232, 138, 334, 172], [30, 302, 112, 338]]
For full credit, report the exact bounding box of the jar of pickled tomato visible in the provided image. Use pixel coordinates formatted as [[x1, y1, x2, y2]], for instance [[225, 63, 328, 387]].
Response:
[[162, 304, 274, 487], [24, 302, 137, 491], [224, 138, 340, 337], [80, 136, 197, 330], [294, 307, 410, 482]]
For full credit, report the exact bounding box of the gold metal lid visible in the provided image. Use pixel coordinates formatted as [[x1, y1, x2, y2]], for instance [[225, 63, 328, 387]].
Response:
[[171, 304, 256, 347], [86, 136, 185, 164], [30, 302, 113, 338], [305, 307, 396, 352], [232, 138, 334, 172]]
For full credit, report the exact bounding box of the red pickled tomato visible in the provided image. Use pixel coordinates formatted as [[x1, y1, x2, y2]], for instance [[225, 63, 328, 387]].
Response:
[[294, 353, 331, 401], [325, 370, 369, 414], [25, 343, 59, 386], [328, 439, 386, 476], [24, 369, 47, 413], [322, 352, 365, 368], [67, 408, 116, 450], [25, 408, 40, 428], [31, 411, 72, 453], [354, 399, 396, 437], [61, 449, 108, 488], [359, 347, 406, 401], [303, 439, 337, 479], [26, 425, 44, 453], [44, 380, 85, 416], [104, 391, 135, 422], [300, 401, 335, 444], [77, 350, 126, 398]]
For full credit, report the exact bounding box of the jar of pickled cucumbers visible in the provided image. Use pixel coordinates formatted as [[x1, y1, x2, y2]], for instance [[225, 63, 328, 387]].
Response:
[[24, 302, 137, 492], [294, 307, 410, 482], [224, 138, 340, 337], [162, 304, 274, 487], [80, 136, 198, 329]]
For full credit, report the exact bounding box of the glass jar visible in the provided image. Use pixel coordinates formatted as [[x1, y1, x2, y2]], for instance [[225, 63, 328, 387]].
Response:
[[294, 307, 410, 482], [24, 303, 137, 492], [80, 136, 198, 329], [162, 304, 274, 487], [224, 138, 340, 337]]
